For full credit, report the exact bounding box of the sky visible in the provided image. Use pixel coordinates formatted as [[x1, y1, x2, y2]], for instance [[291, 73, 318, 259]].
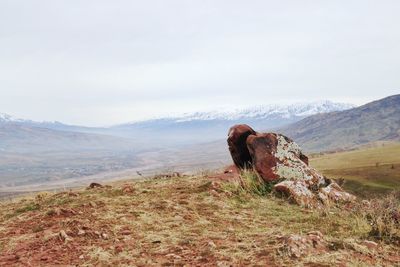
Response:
[[0, 1, 399, 126]]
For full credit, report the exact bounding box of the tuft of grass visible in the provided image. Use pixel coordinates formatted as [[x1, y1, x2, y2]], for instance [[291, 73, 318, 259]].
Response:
[[222, 169, 275, 198], [15, 202, 40, 214], [100, 188, 124, 198], [86, 246, 114, 265]]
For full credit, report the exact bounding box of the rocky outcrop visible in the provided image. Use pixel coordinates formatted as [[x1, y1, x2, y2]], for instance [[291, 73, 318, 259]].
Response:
[[227, 124, 355, 207]]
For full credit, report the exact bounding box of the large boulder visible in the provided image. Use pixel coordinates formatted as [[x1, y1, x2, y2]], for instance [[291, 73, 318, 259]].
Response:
[[227, 124, 257, 168], [226, 124, 355, 207]]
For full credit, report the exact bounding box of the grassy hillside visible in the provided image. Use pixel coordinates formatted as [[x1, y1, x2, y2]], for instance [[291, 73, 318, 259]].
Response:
[[311, 142, 400, 197], [1, 174, 399, 266]]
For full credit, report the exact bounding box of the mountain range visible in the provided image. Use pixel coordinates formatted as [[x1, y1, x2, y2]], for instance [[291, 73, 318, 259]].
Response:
[[280, 94, 400, 152], [0, 100, 355, 148], [1, 95, 399, 190]]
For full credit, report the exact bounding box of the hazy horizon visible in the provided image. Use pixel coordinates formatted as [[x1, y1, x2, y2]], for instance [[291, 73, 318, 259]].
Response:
[[1, 1, 399, 126], [1, 98, 360, 127]]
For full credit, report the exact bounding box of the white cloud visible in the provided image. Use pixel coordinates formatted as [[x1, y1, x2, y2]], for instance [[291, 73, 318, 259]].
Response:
[[0, 0, 399, 125]]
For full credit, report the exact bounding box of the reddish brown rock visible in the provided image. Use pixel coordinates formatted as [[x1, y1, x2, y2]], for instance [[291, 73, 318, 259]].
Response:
[[87, 182, 103, 189], [226, 124, 356, 207], [223, 164, 240, 175], [227, 124, 257, 169], [362, 240, 378, 250], [207, 165, 240, 182], [122, 184, 135, 193], [246, 133, 279, 182]]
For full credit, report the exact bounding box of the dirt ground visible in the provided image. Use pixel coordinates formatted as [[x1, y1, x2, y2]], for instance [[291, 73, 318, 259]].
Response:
[[0, 174, 399, 266]]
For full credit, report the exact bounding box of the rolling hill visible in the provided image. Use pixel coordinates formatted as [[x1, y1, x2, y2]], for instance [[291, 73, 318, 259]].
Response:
[[310, 142, 400, 197], [0, 122, 144, 188], [280, 95, 400, 152], [0, 123, 138, 153]]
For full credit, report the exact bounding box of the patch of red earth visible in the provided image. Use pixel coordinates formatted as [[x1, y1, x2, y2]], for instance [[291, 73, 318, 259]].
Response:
[[0, 207, 108, 266], [0, 195, 271, 266], [207, 165, 241, 181]]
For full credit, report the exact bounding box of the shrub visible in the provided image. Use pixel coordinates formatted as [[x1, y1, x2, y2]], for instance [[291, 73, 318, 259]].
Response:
[[359, 192, 400, 243]]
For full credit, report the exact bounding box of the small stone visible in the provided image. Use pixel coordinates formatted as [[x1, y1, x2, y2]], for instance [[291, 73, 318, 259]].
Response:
[[362, 200, 371, 207], [307, 230, 323, 238], [362, 240, 378, 250], [59, 230, 73, 243], [208, 241, 217, 249], [55, 208, 62, 216], [114, 244, 123, 253], [77, 229, 86, 236], [120, 229, 132, 235], [122, 184, 135, 193], [210, 189, 220, 197], [87, 182, 103, 189], [166, 253, 182, 259]]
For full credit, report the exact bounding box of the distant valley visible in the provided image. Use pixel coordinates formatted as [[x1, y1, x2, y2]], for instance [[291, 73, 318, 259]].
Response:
[[1, 96, 399, 192]]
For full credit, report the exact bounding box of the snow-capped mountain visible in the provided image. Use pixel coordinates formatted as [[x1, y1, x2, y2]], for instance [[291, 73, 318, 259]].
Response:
[[0, 100, 355, 146], [109, 101, 355, 145], [0, 112, 22, 123], [167, 101, 355, 123]]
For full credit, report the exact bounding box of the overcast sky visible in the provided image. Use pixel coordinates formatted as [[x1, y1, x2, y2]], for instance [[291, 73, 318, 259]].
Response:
[[0, 1, 399, 126]]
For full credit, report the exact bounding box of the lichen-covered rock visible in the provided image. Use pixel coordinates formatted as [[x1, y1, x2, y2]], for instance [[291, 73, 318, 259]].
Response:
[[278, 231, 327, 258], [318, 182, 356, 204], [274, 180, 316, 207], [226, 124, 356, 207], [274, 179, 355, 207], [246, 132, 322, 185], [227, 124, 257, 168]]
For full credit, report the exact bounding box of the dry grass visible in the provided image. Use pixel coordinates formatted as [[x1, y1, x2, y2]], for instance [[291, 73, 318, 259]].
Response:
[[355, 192, 400, 243], [222, 169, 276, 197], [0, 174, 399, 266]]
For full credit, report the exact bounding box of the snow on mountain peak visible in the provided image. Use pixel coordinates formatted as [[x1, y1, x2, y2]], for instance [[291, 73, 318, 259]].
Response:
[[0, 113, 19, 122], [173, 101, 355, 122]]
